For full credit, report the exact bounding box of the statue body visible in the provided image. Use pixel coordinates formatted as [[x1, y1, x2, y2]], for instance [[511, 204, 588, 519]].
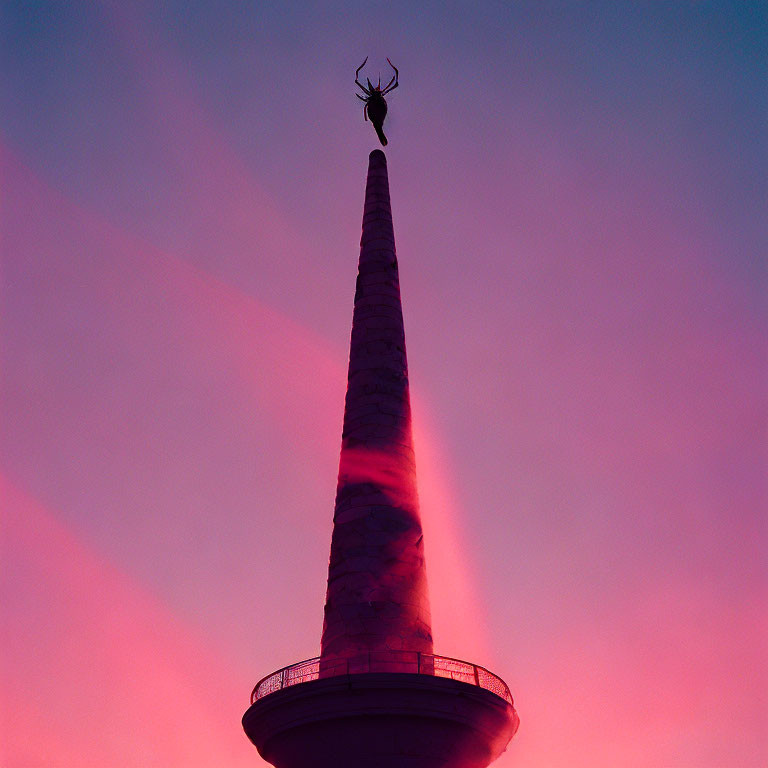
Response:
[[355, 58, 398, 146]]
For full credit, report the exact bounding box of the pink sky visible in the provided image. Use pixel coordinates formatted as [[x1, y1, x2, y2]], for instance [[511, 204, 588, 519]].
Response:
[[2, 3, 766, 766]]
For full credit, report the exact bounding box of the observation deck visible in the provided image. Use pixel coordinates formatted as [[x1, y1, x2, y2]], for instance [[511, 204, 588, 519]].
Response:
[[243, 650, 519, 768]]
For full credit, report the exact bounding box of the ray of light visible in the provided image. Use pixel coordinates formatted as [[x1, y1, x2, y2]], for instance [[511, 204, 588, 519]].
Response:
[[1, 474, 256, 767]]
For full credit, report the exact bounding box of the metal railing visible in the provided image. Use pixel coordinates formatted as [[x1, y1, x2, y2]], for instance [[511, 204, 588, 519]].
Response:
[[250, 650, 514, 706]]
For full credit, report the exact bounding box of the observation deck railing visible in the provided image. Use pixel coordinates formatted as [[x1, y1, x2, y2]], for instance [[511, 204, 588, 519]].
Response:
[[250, 651, 513, 706]]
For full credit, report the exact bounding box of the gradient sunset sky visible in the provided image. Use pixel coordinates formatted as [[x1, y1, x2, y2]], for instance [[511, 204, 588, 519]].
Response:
[[2, 2, 766, 766]]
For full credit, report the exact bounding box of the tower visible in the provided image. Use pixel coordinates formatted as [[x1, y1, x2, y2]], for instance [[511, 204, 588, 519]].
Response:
[[243, 150, 519, 767]]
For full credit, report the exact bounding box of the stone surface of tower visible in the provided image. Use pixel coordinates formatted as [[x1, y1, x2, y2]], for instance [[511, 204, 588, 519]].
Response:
[[321, 149, 432, 663], [243, 150, 519, 767]]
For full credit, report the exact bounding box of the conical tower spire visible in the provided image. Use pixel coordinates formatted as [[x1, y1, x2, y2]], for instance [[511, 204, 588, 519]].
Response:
[[320, 149, 433, 661], [243, 149, 518, 768]]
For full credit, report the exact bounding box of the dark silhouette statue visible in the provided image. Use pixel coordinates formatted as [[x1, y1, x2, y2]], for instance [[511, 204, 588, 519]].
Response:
[[355, 57, 398, 146]]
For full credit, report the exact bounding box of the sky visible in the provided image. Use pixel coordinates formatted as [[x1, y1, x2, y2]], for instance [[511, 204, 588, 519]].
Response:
[[1, 1, 766, 766]]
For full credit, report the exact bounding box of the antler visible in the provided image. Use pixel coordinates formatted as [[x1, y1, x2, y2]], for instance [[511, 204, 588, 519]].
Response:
[[355, 57, 370, 94], [381, 58, 399, 94]]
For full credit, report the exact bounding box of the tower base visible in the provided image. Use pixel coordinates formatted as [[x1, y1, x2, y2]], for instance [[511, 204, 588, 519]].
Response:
[[242, 672, 519, 768]]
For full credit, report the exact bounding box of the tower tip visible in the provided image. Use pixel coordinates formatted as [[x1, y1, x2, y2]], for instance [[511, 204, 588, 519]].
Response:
[[369, 148, 387, 163]]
